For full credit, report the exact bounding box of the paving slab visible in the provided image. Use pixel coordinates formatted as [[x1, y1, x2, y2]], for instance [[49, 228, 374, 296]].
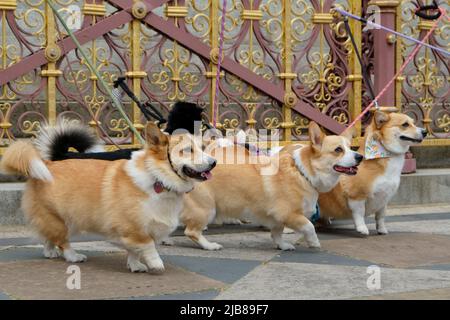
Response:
[[379, 219, 450, 236], [158, 232, 288, 261], [272, 247, 372, 266], [216, 262, 450, 300], [0, 253, 225, 300], [164, 255, 260, 284], [321, 233, 450, 268]]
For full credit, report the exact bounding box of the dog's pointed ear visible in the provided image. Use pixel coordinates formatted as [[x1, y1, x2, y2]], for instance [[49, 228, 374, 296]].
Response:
[[145, 122, 168, 147], [309, 122, 325, 150], [341, 126, 355, 143], [374, 111, 390, 129]]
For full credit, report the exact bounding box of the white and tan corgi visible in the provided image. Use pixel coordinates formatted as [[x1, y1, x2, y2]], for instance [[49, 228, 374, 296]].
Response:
[[178, 122, 363, 251], [0, 122, 216, 273], [318, 111, 426, 235]]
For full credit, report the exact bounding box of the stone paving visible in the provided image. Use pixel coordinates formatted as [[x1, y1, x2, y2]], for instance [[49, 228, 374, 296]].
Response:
[[1, 207, 450, 300]]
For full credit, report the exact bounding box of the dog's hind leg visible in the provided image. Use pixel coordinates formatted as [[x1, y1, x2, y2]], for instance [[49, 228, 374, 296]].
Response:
[[43, 240, 60, 259], [284, 213, 321, 249], [375, 206, 388, 235], [184, 227, 223, 251], [349, 199, 369, 235], [27, 205, 86, 262], [271, 225, 295, 251]]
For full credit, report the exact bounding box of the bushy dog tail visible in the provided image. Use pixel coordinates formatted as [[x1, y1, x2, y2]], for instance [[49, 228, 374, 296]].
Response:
[[165, 101, 204, 134], [0, 141, 52, 181], [34, 119, 104, 161]]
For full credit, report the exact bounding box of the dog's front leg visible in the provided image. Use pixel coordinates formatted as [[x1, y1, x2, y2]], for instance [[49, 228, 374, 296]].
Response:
[[126, 250, 148, 273], [285, 214, 321, 249], [375, 206, 388, 235], [122, 236, 165, 274], [271, 225, 295, 251], [349, 199, 369, 235]]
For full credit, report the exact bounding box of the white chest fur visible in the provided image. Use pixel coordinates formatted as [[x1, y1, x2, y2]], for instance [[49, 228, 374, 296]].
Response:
[[366, 155, 405, 215], [141, 194, 183, 241]]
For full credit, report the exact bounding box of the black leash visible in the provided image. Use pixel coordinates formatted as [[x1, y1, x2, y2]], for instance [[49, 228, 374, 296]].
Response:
[[343, 17, 378, 107], [113, 77, 167, 126]]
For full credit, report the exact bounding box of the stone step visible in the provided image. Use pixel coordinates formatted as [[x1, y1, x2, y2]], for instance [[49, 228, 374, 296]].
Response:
[[389, 169, 450, 206], [1, 169, 449, 225]]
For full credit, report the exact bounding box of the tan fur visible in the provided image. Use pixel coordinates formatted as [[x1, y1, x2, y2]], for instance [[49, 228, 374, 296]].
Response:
[[1, 140, 42, 177], [179, 123, 361, 251], [1, 122, 215, 273], [318, 112, 425, 235]]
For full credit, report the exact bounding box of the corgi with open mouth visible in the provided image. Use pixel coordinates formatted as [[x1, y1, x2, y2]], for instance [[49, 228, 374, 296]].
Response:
[[0, 121, 216, 273]]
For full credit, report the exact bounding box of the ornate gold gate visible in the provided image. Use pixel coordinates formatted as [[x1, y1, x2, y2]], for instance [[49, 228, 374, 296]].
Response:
[[0, 0, 448, 154]]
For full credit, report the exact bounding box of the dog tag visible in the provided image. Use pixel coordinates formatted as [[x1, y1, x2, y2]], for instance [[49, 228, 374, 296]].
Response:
[[153, 181, 164, 194]]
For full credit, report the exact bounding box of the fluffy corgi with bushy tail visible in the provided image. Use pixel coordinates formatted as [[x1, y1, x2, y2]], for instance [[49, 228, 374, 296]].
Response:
[[0, 121, 216, 273]]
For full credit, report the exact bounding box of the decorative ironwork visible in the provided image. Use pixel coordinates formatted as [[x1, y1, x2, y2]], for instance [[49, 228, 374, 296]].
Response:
[[0, 0, 448, 154], [398, 0, 449, 140]]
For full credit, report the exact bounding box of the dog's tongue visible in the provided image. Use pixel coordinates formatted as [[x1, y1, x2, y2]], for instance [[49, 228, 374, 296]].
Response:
[[201, 171, 212, 180]]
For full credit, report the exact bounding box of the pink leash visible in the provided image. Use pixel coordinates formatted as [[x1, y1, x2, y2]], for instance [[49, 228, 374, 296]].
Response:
[[345, 8, 448, 132]]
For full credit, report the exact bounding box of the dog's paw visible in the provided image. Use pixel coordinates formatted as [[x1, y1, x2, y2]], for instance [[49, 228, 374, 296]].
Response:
[[307, 241, 321, 250], [377, 227, 389, 235], [203, 242, 223, 251], [127, 260, 149, 273], [43, 248, 60, 259], [278, 242, 295, 251], [356, 225, 370, 236], [146, 258, 165, 274], [65, 252, 87, 263]]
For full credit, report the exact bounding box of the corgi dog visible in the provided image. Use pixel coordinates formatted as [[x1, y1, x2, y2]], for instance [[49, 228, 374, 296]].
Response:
[[318, 111, 426, 235], [0, 122, 216, 273], [178, 122, 363, 251]]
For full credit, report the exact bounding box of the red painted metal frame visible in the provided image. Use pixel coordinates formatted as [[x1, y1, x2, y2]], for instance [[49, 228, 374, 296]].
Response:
[[0, 0, 345, 134]]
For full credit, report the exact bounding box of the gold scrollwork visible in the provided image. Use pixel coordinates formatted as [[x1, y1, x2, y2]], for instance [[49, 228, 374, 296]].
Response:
[[109, 118, 129, 138], [293, 115, 309, 136], [437, 114, 450, 133], [263, 117, 280, 129], [333, 112, 349, 124], [22, 120, 41, 137], [222, 118, 239, 129]]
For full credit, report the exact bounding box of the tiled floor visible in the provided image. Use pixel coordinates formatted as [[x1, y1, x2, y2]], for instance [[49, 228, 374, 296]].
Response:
[[1, 211, 450, 300]]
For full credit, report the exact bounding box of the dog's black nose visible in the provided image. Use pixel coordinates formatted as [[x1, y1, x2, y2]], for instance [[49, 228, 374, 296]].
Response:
[[355, 153, 364, 164], [421, 129, 427, 138], [210, 159, 217, 169]]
